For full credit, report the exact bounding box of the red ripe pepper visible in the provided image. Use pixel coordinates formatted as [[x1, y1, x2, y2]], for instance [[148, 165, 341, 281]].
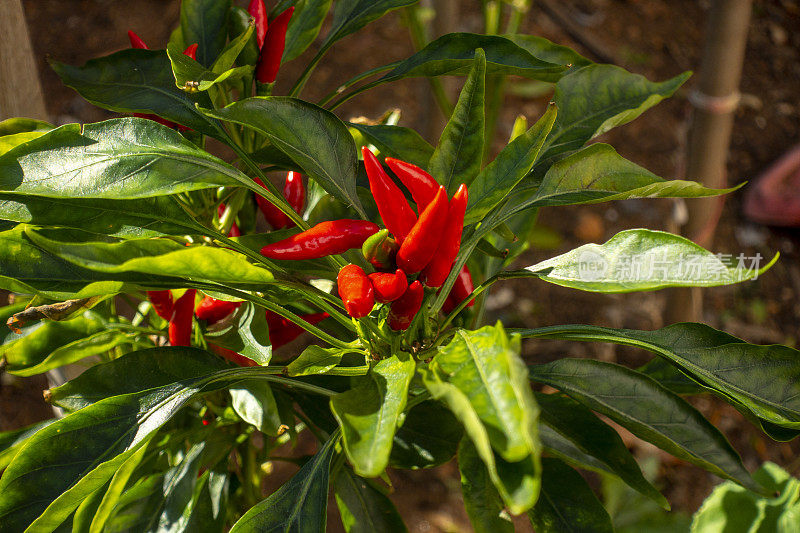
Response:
[[388, 280, 424, 330], [209, 343, 257, 367], [266, 311, 328, 348], [247, 0, 268, 49], [169, 289, 196, 346], [147, 290, 173, 321], [253, 177, 290, 229], [396, 186, 449, 273], [337, 264, 374, 318], [421, 184, 468, 287], [261, 219, 379, 260], [217, 203, 241, 237], [443, 266, 475, 313], [362, 147, 417, 242], [284, 171, 305, 217], [195, 296, 241, 324], [128, 30, 149, 49], [385, 158, 440, 213], [183, 43, 198, 60], [255, 6, 294, 84], [368, 269, 408, 303]]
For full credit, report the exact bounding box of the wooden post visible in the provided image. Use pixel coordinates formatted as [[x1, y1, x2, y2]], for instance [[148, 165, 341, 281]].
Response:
[[666, 0, 752, 324], [0, 0, 48, 120]]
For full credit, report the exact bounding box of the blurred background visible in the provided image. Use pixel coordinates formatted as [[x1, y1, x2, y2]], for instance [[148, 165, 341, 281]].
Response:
[[2, 0, 800, 530]]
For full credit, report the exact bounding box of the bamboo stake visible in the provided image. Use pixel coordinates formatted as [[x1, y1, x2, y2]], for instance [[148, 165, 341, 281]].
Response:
[[0, 0, 48, 120]]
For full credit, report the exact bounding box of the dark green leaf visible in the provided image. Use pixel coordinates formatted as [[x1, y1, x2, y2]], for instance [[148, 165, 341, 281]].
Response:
[[538, 424, 612, 475], [331, 354, 415, 477], [168, 42, 253, 92], [147, 443, 206, 532], [428, 49, 485, 194], [283, 0, 333, 62], [389, 400, 462, 469], [458, 438, 514, 533], [204, 98, 365, 216], [536, 392, 668, 509], [528, 358, 763, 493], [528, 458, 614, 533], [51, 51, 220, 137], [322, 0, 416, 51], [206, 302, 272, 365], [505, 34, 592, 70], [637, 357, 707, 395], [333, 467, 407, 533], [349, 123, 434, 169], [179, 0, 231, 67], [381, 33, 568, 83], [0, 420, 55, 471], [230, 432, 339, 532]]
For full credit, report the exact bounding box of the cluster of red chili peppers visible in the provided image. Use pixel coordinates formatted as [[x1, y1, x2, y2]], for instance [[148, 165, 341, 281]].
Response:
[[260, 148, 475, 331]]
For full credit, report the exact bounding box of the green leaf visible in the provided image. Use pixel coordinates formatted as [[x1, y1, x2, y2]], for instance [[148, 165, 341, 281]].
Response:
[[321, 0, 416, 52], [528, 458, 614, 533], [333, 467, 407, 533], [287, 345, 348, 376], [348, 123, 434, 169], [230, 380, 282, 435], [205, 302, 272, 365], [421, 324, 540, 514], [331, 354, 416, 477], [0, 131, 47, 156], [522, 322, 800, 431], [213, 19, 256, 73], [283, 0, 333, 62], [0, 118, 249, 199], [504, 34, 592, 70], [26, 229, 274, 288], [389, 400, 462, 469], [528, 358, 763, 493], [428, 49, 485, 194], [51, 51, 220, 137], [538, 424, 612, 475], [168, 42, 253, 92], [179, 0, 230, 67], [0, 193, 206, 239], [0, 420, 54, 471], [536, 65, 690, 171], [464, 104, 557, 225], [204, 98, 365, 216], [230, 431, 339, 532], [525, 229, 777, 292], [0, 118, 53, 136], [458, 438, 514, 533], [381, 33, 568, 83], [146, 443, 207, 532], [535, 392, 668, 509]]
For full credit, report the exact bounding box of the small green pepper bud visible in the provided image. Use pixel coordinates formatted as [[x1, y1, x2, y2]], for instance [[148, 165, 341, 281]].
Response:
[[362, 229, 399, 271]]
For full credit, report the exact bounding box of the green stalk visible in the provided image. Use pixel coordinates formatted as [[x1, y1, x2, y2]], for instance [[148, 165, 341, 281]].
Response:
[[317, 62, 401, 108]]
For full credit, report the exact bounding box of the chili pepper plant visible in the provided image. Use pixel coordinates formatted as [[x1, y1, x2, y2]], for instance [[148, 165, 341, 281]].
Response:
[[1, 1, 799, 531]]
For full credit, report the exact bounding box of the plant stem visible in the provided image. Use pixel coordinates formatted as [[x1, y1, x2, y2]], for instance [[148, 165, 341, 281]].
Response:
[[317, 62, 401, 108]]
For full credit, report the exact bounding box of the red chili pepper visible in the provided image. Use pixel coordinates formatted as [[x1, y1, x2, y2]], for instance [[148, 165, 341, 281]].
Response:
[[388, 280, 424, 330], [217, 203, 241, 237], [247, 0, 268, 49], [168, 289, 196, 346], [396, 186, 449, 273], [255, 6, 294, 84], [183, 43, 198, 60], [361, 229, 399, 271], [368, 269, 408, 303], [443, 266, 475, 313], [284, 171, 305, 217], [362, 147, 417, 243], [209, 343, 257, 367], [266, 311, 328, 348], [128, 30, 148, 49], [253, 177, 289, 229], [421, 184, 468, 287], [261, 220, 379, 260], [337, 264, 374, 318], [195, 296, 241, 324], [385, 158, 440, 213], [147, 290, 173, 321]]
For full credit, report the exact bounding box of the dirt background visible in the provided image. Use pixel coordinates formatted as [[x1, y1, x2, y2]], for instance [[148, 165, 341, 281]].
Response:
[[3, 0, 800, 530]]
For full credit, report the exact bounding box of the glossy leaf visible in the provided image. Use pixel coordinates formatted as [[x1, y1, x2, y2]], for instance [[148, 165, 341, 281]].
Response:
[[528, 458, 614, 533], [51, 51, 220, 137], [381, 33, 568, 83], [179, 0, 231, 67], [0, 118, 249, 199], [205, 302, 272, 365], [0, 131, 46, 156], [522, 322, 800, 430], [505, 34, 592, 70], [333, 467, 407, 533], [230, 432, 338, 532], [331, 354, 415, 477], [348, 123, 434, 169], [148, 443, 206, 532], [464, 104, 557, 225], [389, 400, 462, 469], [283, 0, 333, 62], [538, 424, 612, 475], [458, 438, 514, 533], [428, 49, 485, 194], [0, 193, 206, 239], [168, 42, 253, 92], [287, 345, 348, 376], [230, 380, 282, 435], [0, 420, 54, 471], [0, 118, 53, 136], [204, 98, 365, 216], [528, 358, 763, 493], [525, 229, 777, 292], [322, 0, 416, 52], [535, 392, 667, 508]]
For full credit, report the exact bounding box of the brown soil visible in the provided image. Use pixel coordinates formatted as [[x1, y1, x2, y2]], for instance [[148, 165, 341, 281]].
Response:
[[6, 0, 800, 530]]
